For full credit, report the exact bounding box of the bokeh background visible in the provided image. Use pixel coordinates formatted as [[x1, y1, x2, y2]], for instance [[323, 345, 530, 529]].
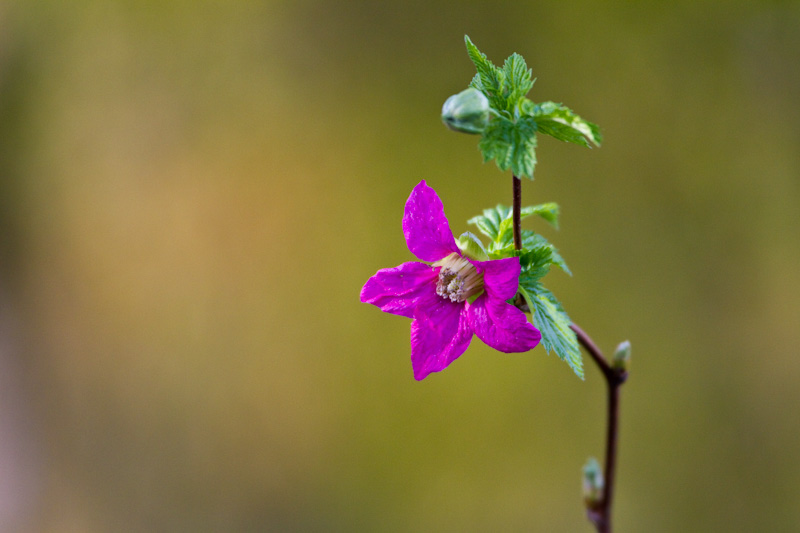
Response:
[[1, 1, 799, 531]]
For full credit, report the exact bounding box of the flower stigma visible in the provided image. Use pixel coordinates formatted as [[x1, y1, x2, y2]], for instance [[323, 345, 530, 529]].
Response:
[[433, 253, 484, 303]]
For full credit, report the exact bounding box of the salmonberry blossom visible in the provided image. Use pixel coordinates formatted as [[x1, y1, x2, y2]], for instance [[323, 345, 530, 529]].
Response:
[[361, 180, 541, 380]]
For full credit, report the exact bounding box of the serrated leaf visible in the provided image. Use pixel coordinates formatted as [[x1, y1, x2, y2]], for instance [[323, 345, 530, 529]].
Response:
[[486, 244, 518, 260], [533, 101, 602, 147], [489, 230, 570, 276], [487, 243, 552, 279], [517, 242, 554, 282], [518, 280, 583, 379], [548, 248, 571, 275], [520, 202, 560, 229], [456, 38, 603, 178], [465, 35, 499, 88], [472, 219, 570, 280], [509, 117, 537, 179], [467, 205, 511, 242], [478, 116, 515, 171], [522, 232, 571, 275], [520, 98, 536, 115], [468, 204, 563, 252], [469, 73, 482, 91], [464, 36, 505, 111], [457, 232, 489, 261], [502, 53, 534, 109], [495, 216, 514, 247], [494, 230, 570, 275], [535, 119, 591, 147], [478, 116, 538, 179]]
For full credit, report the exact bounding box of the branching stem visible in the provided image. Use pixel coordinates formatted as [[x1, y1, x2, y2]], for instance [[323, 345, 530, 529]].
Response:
[[570, 323, 627, 533], [510, 176, 627, 533]]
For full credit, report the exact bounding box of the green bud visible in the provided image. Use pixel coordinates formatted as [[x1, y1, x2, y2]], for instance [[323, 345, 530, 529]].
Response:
[[582, 457, 604, 508], [612, 340, 631, 372], [441, 88, 490, 134]]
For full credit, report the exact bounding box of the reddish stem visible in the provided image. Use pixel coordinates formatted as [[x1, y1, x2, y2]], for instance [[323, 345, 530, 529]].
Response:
[[512, 175, 522, 250], [570, 323, 627, 533], [509, 175, 626, 532]]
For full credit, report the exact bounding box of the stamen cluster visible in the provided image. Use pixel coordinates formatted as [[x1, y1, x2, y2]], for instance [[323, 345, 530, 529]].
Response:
[[434, 253, 483, 303]]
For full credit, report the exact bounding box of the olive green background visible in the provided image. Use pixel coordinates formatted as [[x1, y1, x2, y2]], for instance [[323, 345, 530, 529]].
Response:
[[1, 1, 799, 531]]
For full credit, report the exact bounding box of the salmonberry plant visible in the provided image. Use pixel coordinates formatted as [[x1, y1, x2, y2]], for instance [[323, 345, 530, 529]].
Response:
[[361, 36, 630, 532]]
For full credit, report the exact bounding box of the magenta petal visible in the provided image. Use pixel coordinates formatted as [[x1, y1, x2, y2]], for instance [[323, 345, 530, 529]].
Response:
[[402, 180, 460, 262], [361, 262, 437, 318], [468, 294, 541, 353], [470, 256, 521, 301], [410, 297, 473, 380]]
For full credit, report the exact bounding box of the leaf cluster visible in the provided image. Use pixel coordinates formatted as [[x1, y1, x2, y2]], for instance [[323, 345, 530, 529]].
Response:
[[466, 204, 584, 378], [463, 36, 601, 180]]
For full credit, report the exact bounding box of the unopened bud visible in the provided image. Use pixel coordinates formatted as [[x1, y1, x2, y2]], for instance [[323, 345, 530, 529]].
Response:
[[582, 457, 604, 508], [441, 88, 490, 134], [612, 340, 631, 371]]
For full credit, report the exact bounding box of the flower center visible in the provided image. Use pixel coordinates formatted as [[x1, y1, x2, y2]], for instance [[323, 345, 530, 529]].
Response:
[[433, 253, 484, 303]]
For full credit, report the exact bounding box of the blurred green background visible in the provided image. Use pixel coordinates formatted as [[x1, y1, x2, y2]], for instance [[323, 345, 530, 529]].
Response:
[[1, 1, 799, 531]]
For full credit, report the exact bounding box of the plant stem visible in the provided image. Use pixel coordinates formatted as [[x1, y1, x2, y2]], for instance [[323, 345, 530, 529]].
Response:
[[570, 323, 628, 533], [512, 175, 522, 250], [508, 181, 626, 532], [511, 174, 526, 309]]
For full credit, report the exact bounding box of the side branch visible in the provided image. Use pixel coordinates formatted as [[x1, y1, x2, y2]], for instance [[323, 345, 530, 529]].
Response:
[[508, 171, 626, 531], [570, 323, 628, 533], [571, 324, 614, 380]]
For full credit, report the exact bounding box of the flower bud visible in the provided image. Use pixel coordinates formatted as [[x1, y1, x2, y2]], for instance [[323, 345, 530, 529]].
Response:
[[582, 457, 604, 509], [612, 340, 631, 372], [441, 88, 490, 134]]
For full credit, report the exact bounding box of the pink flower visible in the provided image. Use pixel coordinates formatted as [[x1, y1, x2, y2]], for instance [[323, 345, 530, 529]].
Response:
[[361, 180, 541, 380]]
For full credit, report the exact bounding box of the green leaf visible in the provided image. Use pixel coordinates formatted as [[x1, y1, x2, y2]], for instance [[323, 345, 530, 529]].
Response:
[[533, 101, 602, 147], [478, 116, 538, 179], [535, 119, 591, 147], [517, 241, 554, 282], [502, 53, 534, 109], [548, 246, 571, 276], [467, 205, 511, 242], [457, 231, 489, 261], [470, 73, 481, 90], [518, 280, 583, 379], [521, 232, 571, 275], [454, 37, 603, 179], [488, 230, 571, 276], [510, 117, 537, 179], [520, 202, 560, 229], [465, 37, 534, 116], [495, 216, 514, 247], [468, 204, 563, 249], [478, 116, 515, 170], [468, 215, 570, 279], [465, 36, 505, 111]]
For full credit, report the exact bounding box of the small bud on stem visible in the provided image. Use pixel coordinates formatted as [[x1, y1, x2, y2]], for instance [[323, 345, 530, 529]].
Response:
[[583, 457, 605, 509], [612, 340, 631, 372], [441, 88, 490, 134]]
